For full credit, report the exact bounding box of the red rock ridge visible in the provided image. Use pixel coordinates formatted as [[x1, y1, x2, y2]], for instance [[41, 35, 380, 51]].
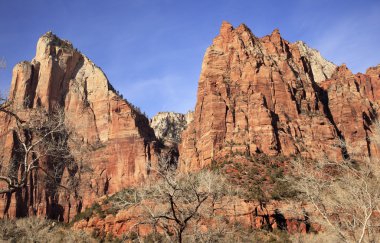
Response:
[[0, 32, 158, 221], [179, 22, 380, 171]]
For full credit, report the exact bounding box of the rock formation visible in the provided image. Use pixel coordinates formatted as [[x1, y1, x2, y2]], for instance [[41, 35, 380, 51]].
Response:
[[0, 32, 158, 221], [150, 111, 193, 144], [1, 22, 380, 232], [179, 22, 380, 171], [73, 198, 314, 237], [319, 64, 380, 157], [294, 41, 336, 83]]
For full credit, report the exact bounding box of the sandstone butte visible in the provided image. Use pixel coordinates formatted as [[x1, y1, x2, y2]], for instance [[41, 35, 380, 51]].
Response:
[[179, 21, 380, 172], [0, 32, 161, 222]]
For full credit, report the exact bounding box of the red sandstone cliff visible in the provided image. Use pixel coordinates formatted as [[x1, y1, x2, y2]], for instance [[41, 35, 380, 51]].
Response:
[[0, 32, 158, 221], [179, 22, 380, 171]]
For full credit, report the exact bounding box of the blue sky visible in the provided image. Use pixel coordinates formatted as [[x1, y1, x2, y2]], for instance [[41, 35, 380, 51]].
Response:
[[0, 0, 379, 117]]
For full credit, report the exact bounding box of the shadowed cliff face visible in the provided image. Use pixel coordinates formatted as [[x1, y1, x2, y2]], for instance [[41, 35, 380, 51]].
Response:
[[179, 22, 380, 171], [0, 32, 158, 221]]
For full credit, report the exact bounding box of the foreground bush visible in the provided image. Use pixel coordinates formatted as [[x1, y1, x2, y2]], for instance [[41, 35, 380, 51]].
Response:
[[289, 124, 380, 243], [110, 170, 236, 243], [0, 217, 96, 243]]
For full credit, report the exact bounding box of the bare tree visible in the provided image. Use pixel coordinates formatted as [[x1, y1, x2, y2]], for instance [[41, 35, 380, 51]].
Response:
[[0, 100, 93, 220], [0, 106, 69, 193], [111, 166, 235, 243], [289, 132, 380, 243]]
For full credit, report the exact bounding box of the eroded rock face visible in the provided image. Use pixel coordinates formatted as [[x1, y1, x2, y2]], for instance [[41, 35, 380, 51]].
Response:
[[150, 111, 193, 144], [72, 198, 313, 237], [320, 64, 380, 158], [294, 41, 336, 83], [179, 22, 380, 171], [0, 32, 158, 221]]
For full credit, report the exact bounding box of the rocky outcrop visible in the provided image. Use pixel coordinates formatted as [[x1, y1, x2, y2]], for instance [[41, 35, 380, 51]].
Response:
[[179, 22, 380, 171], [294, 41, 336, 83], [72, 198, 313, 237], [150, 111, 193, 144], [319, 64, 380, 158], [0, 32, 159, 222]]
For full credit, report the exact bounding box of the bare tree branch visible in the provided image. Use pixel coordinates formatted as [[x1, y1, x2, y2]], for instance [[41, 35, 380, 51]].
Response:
[[288, 125, 380, 242]]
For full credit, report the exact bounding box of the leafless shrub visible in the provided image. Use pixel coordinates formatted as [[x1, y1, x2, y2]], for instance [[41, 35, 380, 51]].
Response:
[[0, 217, 95, 242], [112, 161, 236, 243], [290, 231, 340, 243], [0, 106, 72, 194], [289, 122, 380, 243], [0, 98, 95, 220]]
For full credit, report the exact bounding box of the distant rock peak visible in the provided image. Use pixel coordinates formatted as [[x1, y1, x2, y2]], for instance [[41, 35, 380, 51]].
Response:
[[151, 111, 193, 144], [293, 40, 337, 83], [331, 64, 353, 79], [271, 28, 281, 37], [41, 31, 73, 46], [220, 21, 234, 31]]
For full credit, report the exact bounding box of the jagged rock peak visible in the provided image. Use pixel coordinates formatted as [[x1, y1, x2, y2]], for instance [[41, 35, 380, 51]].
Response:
[[236, 23, 250, 32], [41, 31, 73, 47], [366, 64, 380, 76], [35, 31, 75, 60], [267, 28, 284, 47], [271, 28, 281, 36], [220, 21, 234, 33], [294, 41, 337, 82], [331, 63, 353, 79], [219, 21, 257, 39]]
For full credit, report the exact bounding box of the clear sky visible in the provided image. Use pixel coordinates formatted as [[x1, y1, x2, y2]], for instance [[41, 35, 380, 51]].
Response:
[[0, 0, 379, 117]]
